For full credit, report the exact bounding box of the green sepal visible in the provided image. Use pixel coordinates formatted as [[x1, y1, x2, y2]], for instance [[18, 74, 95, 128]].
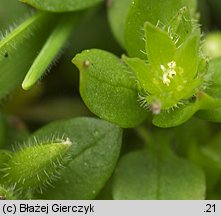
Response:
[[168, 6, 193, 47], [123, 56, 156, 94], [144, 21, 176, 66], [175, 29, 200, 80]]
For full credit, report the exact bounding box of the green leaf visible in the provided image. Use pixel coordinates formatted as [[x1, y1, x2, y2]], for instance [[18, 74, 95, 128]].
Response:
[[113, 148, 205, 199], [2, 139, 71, 192], [125, 0, 197, 58], [107, 0, 132, 48], [22, 13, 79, 90], [30, 117, 122, 199], [0, 12, 57, 100], [73, 49, 148, 128], [20, 0, 104, 12], [153, 92, 221, 127]]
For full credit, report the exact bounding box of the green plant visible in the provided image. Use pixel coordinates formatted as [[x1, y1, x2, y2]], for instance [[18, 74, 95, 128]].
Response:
[[1, 0, 221, 200]]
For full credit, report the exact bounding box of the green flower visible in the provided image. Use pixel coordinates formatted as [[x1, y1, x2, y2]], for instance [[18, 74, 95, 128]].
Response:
[[124, 7, 206, 114]]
